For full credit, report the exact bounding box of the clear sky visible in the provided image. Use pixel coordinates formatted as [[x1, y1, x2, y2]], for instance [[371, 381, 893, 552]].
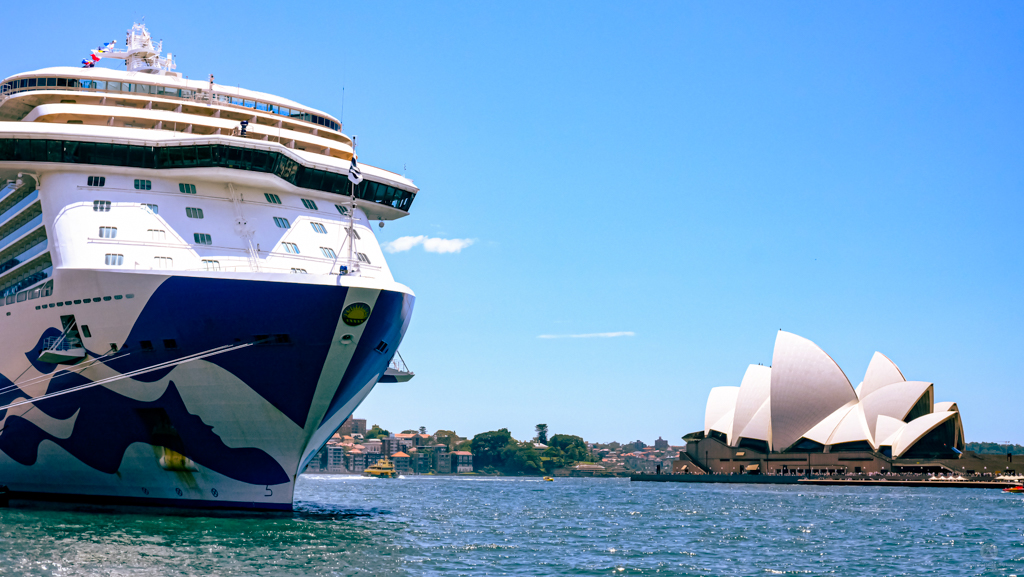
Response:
[[6, 2, 1023, 445]]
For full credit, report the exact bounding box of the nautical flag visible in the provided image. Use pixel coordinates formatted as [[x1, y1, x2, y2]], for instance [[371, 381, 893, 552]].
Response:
[[348, 155, 363, 185], [82, 40, 115, 67]]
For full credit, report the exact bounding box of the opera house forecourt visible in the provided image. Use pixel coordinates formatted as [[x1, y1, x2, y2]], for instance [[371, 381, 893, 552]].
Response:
[[682, 331, 967, 476]]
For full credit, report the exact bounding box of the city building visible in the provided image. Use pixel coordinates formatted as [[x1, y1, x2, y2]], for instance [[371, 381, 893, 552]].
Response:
[[326, 445, 347, 473], [345, 449, 366, 472], [452, 451, 474, 473], [654, 437, 669, 450], [339, 417, 367, 437], [391, 451, 412, 474], [684, 331, 966, 475]]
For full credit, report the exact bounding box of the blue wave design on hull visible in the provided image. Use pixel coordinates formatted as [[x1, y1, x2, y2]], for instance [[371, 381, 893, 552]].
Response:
[[0, 276, 411, 490], [0, 378, 289, 485]]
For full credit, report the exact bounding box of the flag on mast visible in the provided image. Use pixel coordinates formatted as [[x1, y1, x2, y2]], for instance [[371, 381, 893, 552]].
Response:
[[348, 155, 363, 185]]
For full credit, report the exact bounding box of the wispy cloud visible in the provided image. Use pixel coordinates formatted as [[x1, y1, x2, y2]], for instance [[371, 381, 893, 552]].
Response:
[[383, 235, 476, 254], [536, 332, 636, 339]]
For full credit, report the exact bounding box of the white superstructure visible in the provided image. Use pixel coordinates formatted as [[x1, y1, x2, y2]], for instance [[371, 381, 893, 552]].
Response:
[[0, 24, 417, 510]]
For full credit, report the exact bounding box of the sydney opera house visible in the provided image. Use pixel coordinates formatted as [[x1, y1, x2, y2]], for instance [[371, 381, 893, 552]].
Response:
[[681, 331, 966, 475]]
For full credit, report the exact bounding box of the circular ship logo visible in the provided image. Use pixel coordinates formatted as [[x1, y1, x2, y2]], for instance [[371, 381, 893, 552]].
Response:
[[342, 303, 372, 326]]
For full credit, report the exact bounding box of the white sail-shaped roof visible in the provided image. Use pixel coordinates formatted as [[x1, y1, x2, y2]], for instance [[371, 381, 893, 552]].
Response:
[[801, 403, 855, 445], [934, 401, 959, 413], [769, 331, 857, 451], [729, 365, 772, 447], [827, 404, 873, 446], [860, 352, 906, 399], [892, 411, 959, 458], [860, 381, 933, 441], [736, 398, 771, 443], [874, 415, 907, 448], [704, 386, 740, 438]]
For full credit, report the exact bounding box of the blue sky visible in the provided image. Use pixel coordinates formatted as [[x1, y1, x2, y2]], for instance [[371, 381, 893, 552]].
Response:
[[7, 2, 1024, 444]]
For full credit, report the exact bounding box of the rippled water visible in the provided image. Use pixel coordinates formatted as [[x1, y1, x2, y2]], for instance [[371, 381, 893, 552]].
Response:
[[1, 476, 1023, 575]]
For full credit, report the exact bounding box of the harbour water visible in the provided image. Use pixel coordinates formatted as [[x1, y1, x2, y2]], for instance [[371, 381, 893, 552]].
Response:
[[1, 476, 1023, 576]]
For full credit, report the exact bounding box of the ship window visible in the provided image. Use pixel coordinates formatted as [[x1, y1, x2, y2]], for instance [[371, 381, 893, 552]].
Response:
[[264, 193, 282, 204], [194, 233, 212, 245], [56, 78, 67, 87], [311, 222, 327, 234], [134, 179, 152, 190], [148, 229, 166, 241], [347, 228, 360, 240], [87, 176, 105, 187], [185, 207, 204, 219], [281, 242, 300, 254], [301, 199, 318, 210], [320, 247, 337, 259], [153, 256, 173, 269], [273, 217, 290, 229], [163, 339, 178, 350], [103, 296, 112, 301], [334, 204, 348, 215], [93, 200, 111, 212], [140, 340, 154, 351], [98, 226, 117, 238], [143, 203, 159, 214], [357, 252, 371, 264], [202, 259, 221, 271], [104, 254, 124, 266], [178, 183, 197, 194], [81, 325, 91, 338], [290, 268, 307, 274]]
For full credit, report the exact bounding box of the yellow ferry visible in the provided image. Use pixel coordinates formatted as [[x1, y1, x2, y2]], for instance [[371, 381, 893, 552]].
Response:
[[363, 458, 398, 479]]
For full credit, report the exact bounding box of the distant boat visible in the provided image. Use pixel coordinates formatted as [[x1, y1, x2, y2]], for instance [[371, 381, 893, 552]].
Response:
[[363, 458, 398, 479], [543, 476, 554, 482], [1002, 485, 1024, 493]]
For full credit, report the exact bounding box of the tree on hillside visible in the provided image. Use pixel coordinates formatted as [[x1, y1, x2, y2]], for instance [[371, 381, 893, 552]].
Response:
[[434, 429, 459, 450], [365, 425, 391, 440], [419, 426, 427, 435], [401, 429, 417, 434], [535, 424, 549, 444], [501, 441, 543, 474], [471, 429, 513, 468], [549, 434, 589, 460]]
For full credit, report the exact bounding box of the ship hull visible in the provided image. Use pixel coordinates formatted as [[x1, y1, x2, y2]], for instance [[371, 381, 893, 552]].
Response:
[[0, 268, 413, 510]]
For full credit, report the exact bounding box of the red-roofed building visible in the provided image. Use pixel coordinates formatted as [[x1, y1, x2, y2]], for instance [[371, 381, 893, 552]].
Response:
[[391, 451, 412, 474], [451, 451, 474, 473]]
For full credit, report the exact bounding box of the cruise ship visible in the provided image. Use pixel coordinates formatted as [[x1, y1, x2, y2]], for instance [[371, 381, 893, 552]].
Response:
[[0, 24, 416, 510]]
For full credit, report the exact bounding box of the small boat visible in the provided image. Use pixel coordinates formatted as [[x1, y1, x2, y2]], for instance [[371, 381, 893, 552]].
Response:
[[1002, 485, 1024, 493], [543, 476, 554, 482], [363, 458, 398, 479]]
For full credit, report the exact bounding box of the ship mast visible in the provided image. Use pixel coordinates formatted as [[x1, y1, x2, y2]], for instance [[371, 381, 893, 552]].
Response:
[[102, 23, 178, 75]]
